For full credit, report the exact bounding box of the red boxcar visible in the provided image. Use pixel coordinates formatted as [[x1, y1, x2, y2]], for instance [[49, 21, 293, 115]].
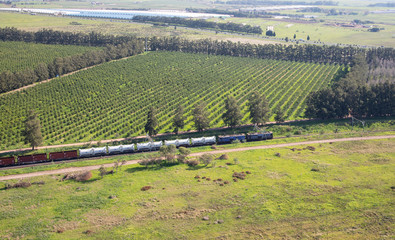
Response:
[[64, 150, 78, 159], [0, 157, 15, 167], [18, 155, 34, 164], [49, 152, 64, 161], [18, 153, 48, 164], [49, 150, 78, 161]]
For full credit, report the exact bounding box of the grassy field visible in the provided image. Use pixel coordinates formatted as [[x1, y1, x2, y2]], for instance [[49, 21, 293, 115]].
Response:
[[0, 138, 393, 239], [0, 51, 340, 149], [0, 12, 277, 45], [0, 41, 100, 73], [213, 15, 395, 47]]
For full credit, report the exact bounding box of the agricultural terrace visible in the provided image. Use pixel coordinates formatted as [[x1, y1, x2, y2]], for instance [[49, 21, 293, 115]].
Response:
[[0, 139, 394, 239], [0, 51, 340, 149], [0, 41, 100, 73]]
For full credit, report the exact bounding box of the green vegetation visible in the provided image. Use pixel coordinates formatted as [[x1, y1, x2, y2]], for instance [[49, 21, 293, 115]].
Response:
[[0, 51, 340, 149], [23, 110, 43, 150], [0, 139, 393, 239], [0, 41, 99, 73]]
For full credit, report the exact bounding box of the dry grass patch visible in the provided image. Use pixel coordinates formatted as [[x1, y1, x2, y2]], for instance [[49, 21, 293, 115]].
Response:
[[84, 209, 128, 228]]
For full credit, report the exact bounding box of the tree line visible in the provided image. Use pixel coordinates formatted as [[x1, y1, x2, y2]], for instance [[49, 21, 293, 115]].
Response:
[[305, 55, 395, 119], [0, 27, 141, 46], [132, 16, 263, 35], [148, 37, 395, 65], [144, 91, 278, 136]]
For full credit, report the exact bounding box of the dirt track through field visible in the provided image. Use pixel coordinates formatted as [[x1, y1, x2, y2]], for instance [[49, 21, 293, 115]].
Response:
[[1, 135, 393, 181]]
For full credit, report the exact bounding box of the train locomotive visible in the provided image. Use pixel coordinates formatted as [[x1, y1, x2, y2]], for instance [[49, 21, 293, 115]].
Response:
[[0, 132, 273, 167]]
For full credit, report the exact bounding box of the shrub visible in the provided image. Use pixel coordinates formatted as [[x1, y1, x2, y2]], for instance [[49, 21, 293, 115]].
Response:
[[232, 172, 246, 180], [306, 146, 316, 151], [294, 130, 302, 135], [141, 186, 152, 191], [5, 181, 31, 189], [199, 153, 214, 166], [186, 160, 199, 167], [178, 147, 191, 163], [75, 171, 92, 182], [160, 144, 177, 163]]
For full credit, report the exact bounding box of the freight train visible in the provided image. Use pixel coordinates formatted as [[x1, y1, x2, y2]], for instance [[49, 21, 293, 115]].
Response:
[[0, 132, 273, 167]]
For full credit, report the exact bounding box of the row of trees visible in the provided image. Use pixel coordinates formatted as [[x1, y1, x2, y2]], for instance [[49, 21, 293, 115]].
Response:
[[132, 16, 263, 35], [148, 37, 395, 65], [2, 27, 395, 68], [0, 27, 142, 46], [144, 92, 282, 136], [0, 40, 144, 93], [305, 55, 395, 119]]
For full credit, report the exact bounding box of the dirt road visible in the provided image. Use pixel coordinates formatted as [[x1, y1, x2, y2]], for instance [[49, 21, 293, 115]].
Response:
[[0, 135, 393, 181]]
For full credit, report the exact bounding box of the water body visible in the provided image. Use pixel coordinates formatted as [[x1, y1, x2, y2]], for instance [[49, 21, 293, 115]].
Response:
[[0, 8, 231, 19]]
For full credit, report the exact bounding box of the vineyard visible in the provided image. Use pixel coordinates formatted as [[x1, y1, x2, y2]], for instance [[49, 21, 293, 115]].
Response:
[[0, 41, 100, 73], [0, 51, 340, 149]]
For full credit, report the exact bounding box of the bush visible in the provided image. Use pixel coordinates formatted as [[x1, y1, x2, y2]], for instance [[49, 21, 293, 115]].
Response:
[[294, 130, 302, 135], [75, 171, 92, 182], [199, 153, 214, 166], [141, 186, 152, 191], [160, 144, 177, 163], [306, 146, 316, 151], [5, 181, 31, 189], [232, 172, 246, 180], [63, 171, 92, 181], [186, 160, 199, 167], [178, 147, 191, 163]]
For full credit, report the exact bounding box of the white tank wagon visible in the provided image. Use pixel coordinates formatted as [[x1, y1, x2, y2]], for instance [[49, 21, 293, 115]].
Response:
[[92, 147, 107, 156], [108, 144, 136, 154], [122, 144, 136, 153], [164, 140, 177, 146], [204, 136, 216, 145], [151, 141, 163, 150], [191, 136, 216, 146], [137, 142, 152, 152], [164, 138, 191, 147], [79, 147, 107, 157], [79, 148, 94, 158], [108, 145, 123, 154]]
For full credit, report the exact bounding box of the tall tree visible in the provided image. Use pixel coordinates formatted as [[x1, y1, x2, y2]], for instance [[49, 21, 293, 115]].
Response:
[[247, 91, 270, 125], [172, 105, 185, 134], [24, 110, 43, 150], [192, 102, 210, 132], [274, 107, 285, 123], [144, 107, 158, 136], [222, 96, 243, 128]]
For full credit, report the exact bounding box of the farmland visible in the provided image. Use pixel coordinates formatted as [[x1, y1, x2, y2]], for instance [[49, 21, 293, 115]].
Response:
[[0, 41, 100, 74], [0, 51, 340, 149], [0, 139, 393, 239]]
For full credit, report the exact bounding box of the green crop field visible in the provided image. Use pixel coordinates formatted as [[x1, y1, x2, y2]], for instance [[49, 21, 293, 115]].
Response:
[[0, 139, 394, 239], [0, 51, 340, 149], [0, 41, 100, 73]]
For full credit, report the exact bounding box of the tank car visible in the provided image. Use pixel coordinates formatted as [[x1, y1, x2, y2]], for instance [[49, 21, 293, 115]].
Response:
[[217, 134, 246, 144]]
